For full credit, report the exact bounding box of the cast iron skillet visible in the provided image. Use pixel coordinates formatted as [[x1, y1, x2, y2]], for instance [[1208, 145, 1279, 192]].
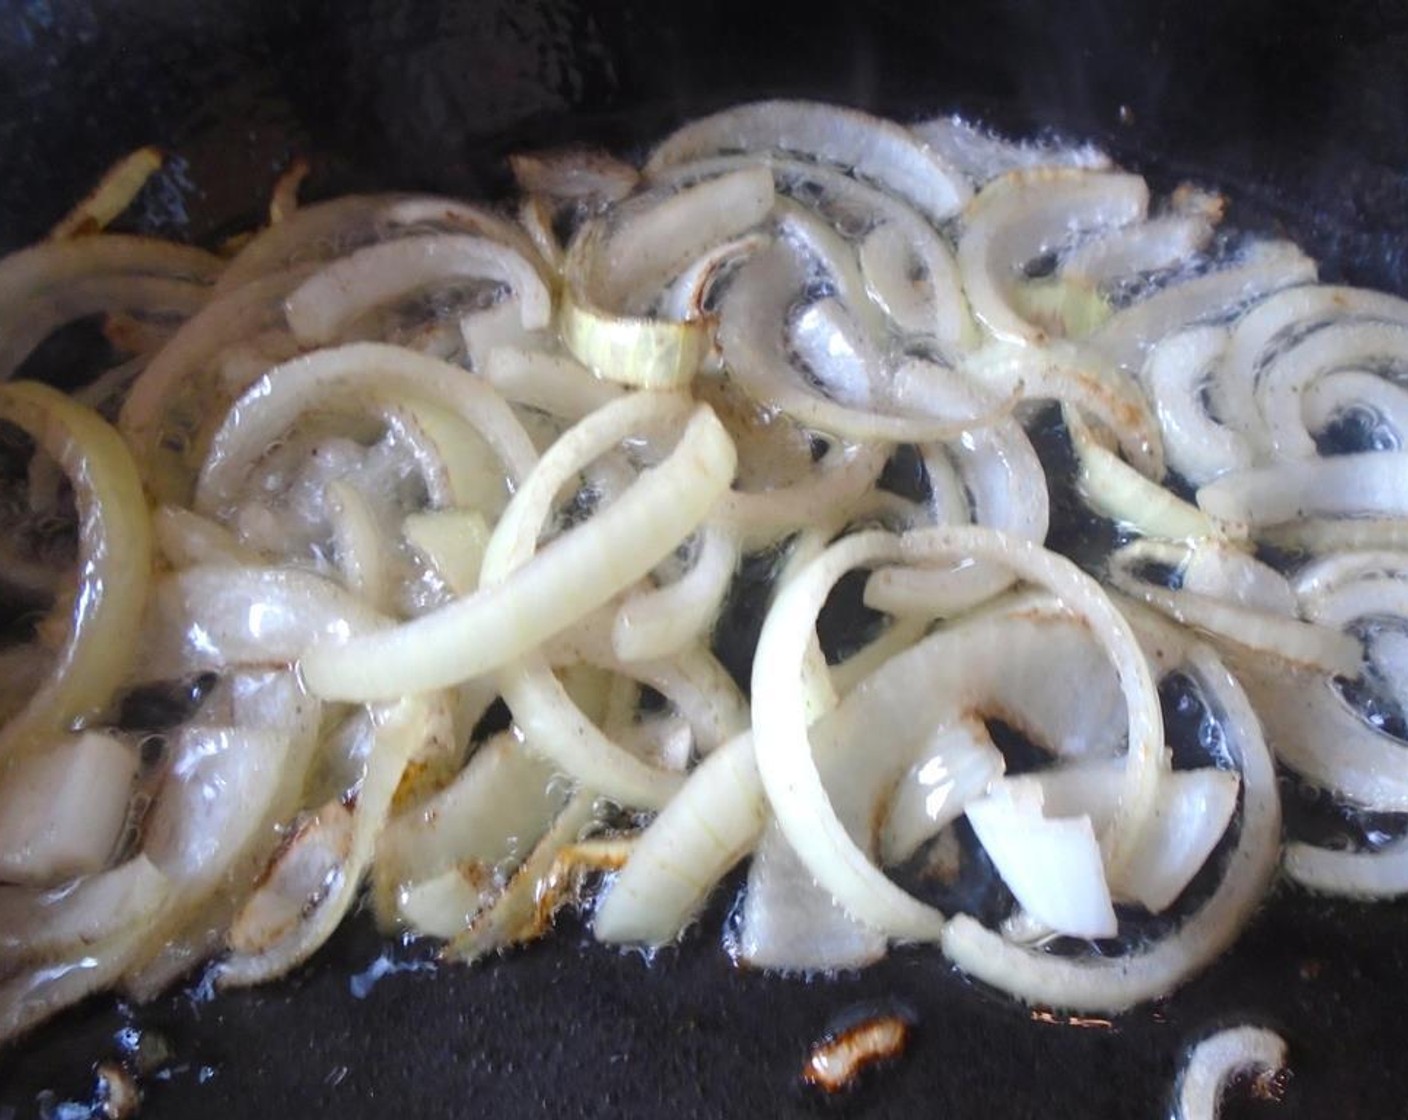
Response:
[[3, 1, 1408, 1116]]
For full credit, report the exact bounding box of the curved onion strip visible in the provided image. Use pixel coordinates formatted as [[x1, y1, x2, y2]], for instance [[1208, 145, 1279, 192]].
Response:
[[484, 348, 625, 421], [1174, 1026, 1288, 1120], [1107, 542, 1360, 676], [659, 231, 771, 322], [720, 242, 1000, 442], [372, 730, 561, 929], [652, 153, 976, 346], [442, 790, 598, 963], [733, 817, 887, 972], [1285, 837, 1408, 898], [0, 233, 219, 309], [119, 269, 311, 499], [509, 147, 640, 203], [1294, 549, 1408, 601], [303, 400, 733, 808], [1062, 213, 1215, 289], [1212, 283, 1408, 446], [1, 274, 209, 381], [326, 479, 393, 611], [752, 527, 1162, 940], [942, 641, 1278, 1011], [136, 565, 387, 680], [0, 856, 168, 964], [957, 168, 1147, 346], [1262, 517, 1408, 553], [963, 339, 1163, 477], [593, 165, 774, 311], [1092, 241, 1316, 377], [218, 695, 432, 986], [1142, 326, 1250, 487], [1234, 657, 1408, 810], [195, 342, 537, 517], [0, 382, 152, 762], [472, 399, 735, 808], [560, 222, 708, 389], [1197, 451, 1408, 527], [0, 731, 137, 884], [285, 233, 551, 346], [612, 524, 740, 662], [1303, 370, 1408, 446], [592, 731, 766, 945], [910, 116, 1111, 186], [645, 100, 971, 223], [1064, 404, 1216, 539], [775, 200, 887, 341], [1256, 320, 1408, 461]]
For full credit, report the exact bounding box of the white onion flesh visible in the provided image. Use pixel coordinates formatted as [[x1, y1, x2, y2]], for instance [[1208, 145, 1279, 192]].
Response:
[[1174, 1026, 1288, 1120]]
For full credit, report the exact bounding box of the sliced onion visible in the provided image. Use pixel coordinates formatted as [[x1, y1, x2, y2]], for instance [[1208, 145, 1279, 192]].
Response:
[[1197, 451, 1408, 528], [942, 642, 1279, 1011], [0, 383, 152, 762], [1092, 240, 1316, 377], [1174, 1026, 1288, 1120], [965, 779, 1118, 939], [732, 819, 887, 972], [753, 528, 1161, 940], [592, 732, 765, 946], [1062, 212, 1216, 289], [49, 147, 165, 240], [1107, 540, 1361, 676], [879, 715, 1004, 866], [0, 731, 137, 885], [195, 342, 537, 518], [909, 116, 1111, 187], [484, 347, 625, 421], [1142, 326, 1251, 486], [957, 168, 1147, 346], [612, 523, 740, 663], [285, 233, 551, 347], [0, 855, 168, 963], [646, 100, 971, 224]]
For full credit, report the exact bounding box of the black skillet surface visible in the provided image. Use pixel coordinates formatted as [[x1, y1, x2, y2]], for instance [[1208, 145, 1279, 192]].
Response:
[[4, 1, 1408, 1117]]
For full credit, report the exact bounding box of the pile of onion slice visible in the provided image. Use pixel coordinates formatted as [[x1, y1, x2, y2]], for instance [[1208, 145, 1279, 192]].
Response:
[[2, 101, 1407, 1068]]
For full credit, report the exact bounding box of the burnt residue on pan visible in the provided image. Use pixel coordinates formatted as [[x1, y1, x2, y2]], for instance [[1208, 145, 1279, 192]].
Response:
[[2, 2, 1408, 1118]]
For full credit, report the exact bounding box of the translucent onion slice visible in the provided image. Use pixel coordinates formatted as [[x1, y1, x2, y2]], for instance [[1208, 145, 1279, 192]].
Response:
[[752, 528, 1162, 940], [592, 165, 775, 311], [1197, 451, 1408, 527], [733, 819, 887, 972], [0, 234, 220, 373], [372, 730, 562, 933], [646, 100, 972, 223], [941, 642, 1279, 1011], [719, 241, 998, 442], [651, 153, 976, 346], [1211, 283, 1408, 448], [1062, 212, 1216, 289], [560, 221, 708, 390], [301, 397, 733, 737], [136, 565, 387, 681], [1141, 326, 1250, 487], [285, 233, 551, 346], [963, 339, 1163, 477], [1107, 541, 1361, 677], [909, 116, 1111, 187], [1092, 241, 1316, 377], [1174, 1026, 1288, 1120], [965, 779, 1118, 939], [1234, 656, 1408, 810], [0, 274, 210, 382], [483, 347, 625, 422], [1256, 320, 1408, 461], [879, 716, 1005, 866], [508, 147, 640, 203], [474, 399, 736, 808], [0, 855, 168, 964], [195, 342, 537, 518], [612, 523, 740, 663], [1063, 404, 1216, 539], [219, 694, 433, 986], [592, 731, 765, 946], [1030, 758, 1240, 913], [0, 731, 137, 885], [0, 383, 152, 762], [957, 168, 1147, 346]]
